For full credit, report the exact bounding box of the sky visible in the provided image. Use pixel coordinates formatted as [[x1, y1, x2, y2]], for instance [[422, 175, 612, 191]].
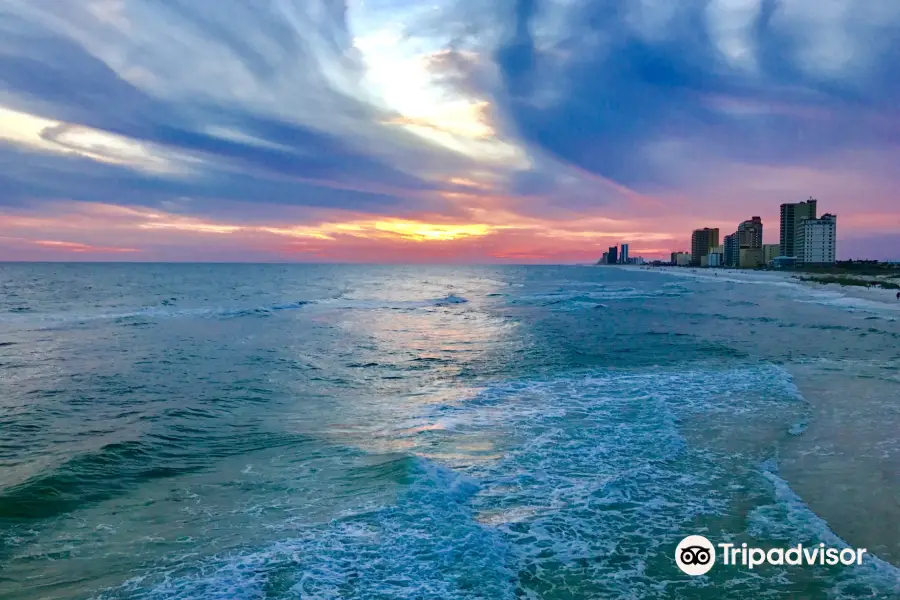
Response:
[[1, 0, 898, 263]]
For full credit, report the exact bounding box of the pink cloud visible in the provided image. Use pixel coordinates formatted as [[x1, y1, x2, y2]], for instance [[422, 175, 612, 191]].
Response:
[[1, 154, 898, 265]]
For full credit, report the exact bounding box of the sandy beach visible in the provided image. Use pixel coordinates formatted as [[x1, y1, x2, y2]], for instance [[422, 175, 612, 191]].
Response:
[[631, 264, 900, 565], [631, 266, 900, 315]]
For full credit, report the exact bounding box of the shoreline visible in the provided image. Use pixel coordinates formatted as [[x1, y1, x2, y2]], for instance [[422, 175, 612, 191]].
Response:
[[623, 263, 900, 566], [624, 265, 900, 312]]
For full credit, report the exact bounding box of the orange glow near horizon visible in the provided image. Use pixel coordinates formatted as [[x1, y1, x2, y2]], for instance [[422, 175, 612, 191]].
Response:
[[262, 219, 494, 242], [0, 200, 682, 261], [3, 198, 891, 262], [0, 199, 706, 260], [371, 220, 492, 241]]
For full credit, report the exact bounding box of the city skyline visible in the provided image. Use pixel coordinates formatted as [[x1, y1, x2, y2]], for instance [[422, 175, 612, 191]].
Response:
[[2, 1, 900, 263], [669, 198, 843, 268]]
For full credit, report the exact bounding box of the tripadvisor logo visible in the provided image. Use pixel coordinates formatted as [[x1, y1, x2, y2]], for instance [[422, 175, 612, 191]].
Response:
[[674, 535, 868, 576], [675, 535, 716, 576]]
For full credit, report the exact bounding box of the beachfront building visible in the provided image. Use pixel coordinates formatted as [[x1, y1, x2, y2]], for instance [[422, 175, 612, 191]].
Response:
[[620, 244, 630, 264], [797, 214, 837, 264], [721, 217, 762, 269], [735, 216, 765, 269], [738, 216, 763, 249], [780, 197, 817, 258], [672, 252, 691, 266], [707, 252, 724, 267], [724, 234, 739, 268], [607, 246, 618, 265], [599, 252, 608, 265], [691, 228, 720, 266], [763, 244, 780, 264], [739, 247, 764, 269]]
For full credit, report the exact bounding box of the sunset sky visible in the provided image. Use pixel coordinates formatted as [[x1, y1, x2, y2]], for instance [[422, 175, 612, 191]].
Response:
[[1, 0, 899, 262]]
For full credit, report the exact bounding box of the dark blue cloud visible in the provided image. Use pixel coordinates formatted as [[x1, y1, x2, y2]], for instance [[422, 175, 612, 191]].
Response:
[[0, 143, 445, 217], [487, 0, 900, 187], [0, 12, 172, 131], [146, 113, 436, 193]]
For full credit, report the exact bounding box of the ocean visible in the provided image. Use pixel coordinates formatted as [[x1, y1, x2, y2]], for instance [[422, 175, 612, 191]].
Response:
[[1, 264, 898, 599]]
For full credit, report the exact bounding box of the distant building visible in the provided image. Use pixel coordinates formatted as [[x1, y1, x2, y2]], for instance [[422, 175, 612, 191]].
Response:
[[691, 230, 708, 265], [600, 252, 608, 264], [738, 216, 763, 249], [780, 198, 817, 258], [620, 243, 630, 265], [797, 214, 837, 264], [707, 252, 724, 267], [672, 252, 691, 266], [724, 234, 739, 268], [739, 247, 764, 269], [763, 244, 780, 264], [608, 246, 618, 265], [691, 228, 720, 266]]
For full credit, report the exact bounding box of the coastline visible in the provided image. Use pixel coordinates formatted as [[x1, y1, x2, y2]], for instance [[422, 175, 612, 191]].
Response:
[[623, 265, 900, 313], [794, 276, 900, 306], [626, 263, 900, 566]]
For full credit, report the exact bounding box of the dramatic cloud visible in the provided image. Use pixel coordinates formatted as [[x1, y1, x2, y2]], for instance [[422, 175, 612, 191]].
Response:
[[1, 0, 898, 261]]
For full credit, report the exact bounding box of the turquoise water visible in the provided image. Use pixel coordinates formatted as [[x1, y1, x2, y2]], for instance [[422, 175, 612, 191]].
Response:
[[1, 264, 898, 599]]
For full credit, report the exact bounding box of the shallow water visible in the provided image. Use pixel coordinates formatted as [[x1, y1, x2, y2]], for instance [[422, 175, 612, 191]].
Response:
[[1, 264, 898, 599]]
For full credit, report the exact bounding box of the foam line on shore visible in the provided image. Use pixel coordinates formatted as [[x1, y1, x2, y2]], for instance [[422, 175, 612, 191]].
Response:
[[632, 266, 900, 314]]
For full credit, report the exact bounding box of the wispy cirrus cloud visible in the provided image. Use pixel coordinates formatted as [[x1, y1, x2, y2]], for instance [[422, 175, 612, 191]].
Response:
[[1, 0, 898, 261]]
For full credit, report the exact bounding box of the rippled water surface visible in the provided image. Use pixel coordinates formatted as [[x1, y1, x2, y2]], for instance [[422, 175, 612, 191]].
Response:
[[1, 264, 898, 599]]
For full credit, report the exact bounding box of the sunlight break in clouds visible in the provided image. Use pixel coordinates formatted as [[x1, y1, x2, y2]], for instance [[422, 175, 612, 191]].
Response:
[[1, 0, 899, 261]]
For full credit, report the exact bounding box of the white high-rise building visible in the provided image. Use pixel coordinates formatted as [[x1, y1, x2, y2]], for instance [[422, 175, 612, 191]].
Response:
[[798, 214, 837, 264]]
